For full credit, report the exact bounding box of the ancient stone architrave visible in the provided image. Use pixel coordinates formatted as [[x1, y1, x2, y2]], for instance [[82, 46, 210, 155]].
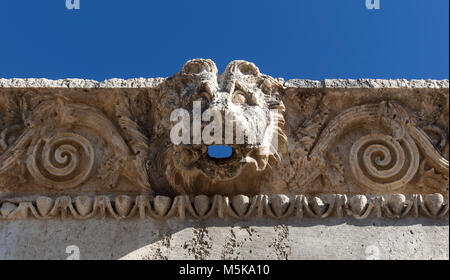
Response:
[[0, 59, 448, 220]]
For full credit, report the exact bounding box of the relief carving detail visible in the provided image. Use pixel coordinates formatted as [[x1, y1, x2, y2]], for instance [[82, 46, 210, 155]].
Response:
[[0, 59, 448, 220]]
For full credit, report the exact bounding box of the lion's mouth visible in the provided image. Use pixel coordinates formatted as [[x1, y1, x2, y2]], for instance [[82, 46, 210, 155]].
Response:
[[207, 145, 234, 163], [172, 142, 270, 181], [172, 144, 246, 179], [203, 145, 246, 167], [200, 145, 247, 180]]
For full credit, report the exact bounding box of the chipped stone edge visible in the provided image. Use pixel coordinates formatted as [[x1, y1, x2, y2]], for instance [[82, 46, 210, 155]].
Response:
[[284, 79, 450, 89], [0, 193, 448, 221], [0, 78, 448, 89], [0, 78, 167, 89]]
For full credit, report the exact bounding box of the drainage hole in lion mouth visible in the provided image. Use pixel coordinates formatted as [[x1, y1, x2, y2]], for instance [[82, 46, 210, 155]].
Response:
[[208, 145, 233, 160]]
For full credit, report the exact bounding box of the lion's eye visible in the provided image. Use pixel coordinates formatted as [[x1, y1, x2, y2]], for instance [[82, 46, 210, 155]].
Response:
[[232, 91, 246, 105]]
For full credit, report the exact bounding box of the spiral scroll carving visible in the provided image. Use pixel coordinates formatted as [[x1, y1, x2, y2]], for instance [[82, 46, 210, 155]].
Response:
[[27, 133, 95, 190], [349, 134, 420, 191]]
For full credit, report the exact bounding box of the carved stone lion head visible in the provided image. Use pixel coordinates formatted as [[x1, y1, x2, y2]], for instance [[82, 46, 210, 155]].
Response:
[[150, 59, 286, 196]]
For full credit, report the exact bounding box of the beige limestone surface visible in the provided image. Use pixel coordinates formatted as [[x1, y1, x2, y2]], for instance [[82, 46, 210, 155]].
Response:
[[0, 217, 447, 260]]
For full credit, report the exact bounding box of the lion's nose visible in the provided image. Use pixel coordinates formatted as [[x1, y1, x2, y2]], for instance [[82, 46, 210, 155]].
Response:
[[199, 108, 237, 146]]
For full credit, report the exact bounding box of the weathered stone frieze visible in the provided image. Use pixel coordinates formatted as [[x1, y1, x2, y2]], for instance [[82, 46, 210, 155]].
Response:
[[0, 59, 448, 220]]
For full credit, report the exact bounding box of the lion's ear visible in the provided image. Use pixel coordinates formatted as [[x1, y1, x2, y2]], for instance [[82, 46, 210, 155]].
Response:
[[260, 77, 284, 101], [225, 60, 260, 77], [181, 59, 218, 76]]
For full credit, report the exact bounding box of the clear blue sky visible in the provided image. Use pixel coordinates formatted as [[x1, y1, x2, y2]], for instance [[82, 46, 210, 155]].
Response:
[[0, 0, 448, 80]]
